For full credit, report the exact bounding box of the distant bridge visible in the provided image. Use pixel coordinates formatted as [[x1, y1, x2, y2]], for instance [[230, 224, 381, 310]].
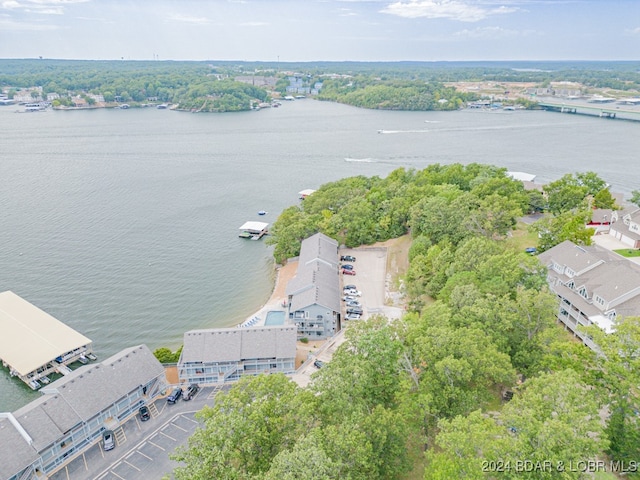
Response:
[[537, 101, 640, 122]]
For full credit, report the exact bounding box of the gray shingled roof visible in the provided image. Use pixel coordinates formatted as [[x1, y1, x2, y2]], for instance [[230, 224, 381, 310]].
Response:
[[540, 240, 640, 325], [298, 232, 339, 267], [592, 262, 640, 305], [11, 345, 164, 452], [286, 233, 341, 313], [180, 325, 297, 364], [0, 415, 40, 480], [538, 240, 604, 276]]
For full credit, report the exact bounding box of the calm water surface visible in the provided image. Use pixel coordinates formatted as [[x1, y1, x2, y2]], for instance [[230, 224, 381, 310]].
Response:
[[1, 100, 638, 410]]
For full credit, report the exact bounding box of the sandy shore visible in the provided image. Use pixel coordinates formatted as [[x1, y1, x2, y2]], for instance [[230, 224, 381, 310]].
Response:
[[250, 260, 319, 367]]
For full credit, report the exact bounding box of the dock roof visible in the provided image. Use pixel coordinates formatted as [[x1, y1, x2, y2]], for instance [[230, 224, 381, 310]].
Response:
[[0, 291, 92, 377], [239, 221, 269, 233]]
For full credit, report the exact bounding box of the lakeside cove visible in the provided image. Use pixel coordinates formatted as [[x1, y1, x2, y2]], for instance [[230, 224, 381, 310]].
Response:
[[2, 99, 640, 412]]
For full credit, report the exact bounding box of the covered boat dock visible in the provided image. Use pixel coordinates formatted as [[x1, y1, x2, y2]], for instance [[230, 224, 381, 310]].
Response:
[[239, 221, 269, 240], [0, 291, 94, 390]]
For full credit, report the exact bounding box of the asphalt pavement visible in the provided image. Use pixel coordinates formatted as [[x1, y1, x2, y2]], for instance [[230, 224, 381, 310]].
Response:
[[49, 385, 228, 480]]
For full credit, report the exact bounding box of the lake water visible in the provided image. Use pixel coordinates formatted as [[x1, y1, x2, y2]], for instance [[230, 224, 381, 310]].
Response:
[[1, 100, 638, 410]]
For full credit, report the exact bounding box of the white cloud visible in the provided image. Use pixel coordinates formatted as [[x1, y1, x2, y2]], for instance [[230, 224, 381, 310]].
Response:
[[0, 17, 58, 29], [168, 14, 210, 25], [239, 21, 267, 26], [380, 0, 519, 22], [454, 25, 518, 38], [1, 0, 87, 13], [625, 26, 640, 36], [1, 1, 22, 9]]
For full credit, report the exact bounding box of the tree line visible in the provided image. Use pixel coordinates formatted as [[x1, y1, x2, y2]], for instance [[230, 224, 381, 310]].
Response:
[[3, 59, 640, 114], [172, 164, 639, 479]]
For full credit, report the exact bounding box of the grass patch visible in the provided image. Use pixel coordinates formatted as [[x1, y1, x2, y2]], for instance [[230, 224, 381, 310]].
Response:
[[505, 221, 539, 252], [401, 432, 428, 480], [614, 248, 640, 257]]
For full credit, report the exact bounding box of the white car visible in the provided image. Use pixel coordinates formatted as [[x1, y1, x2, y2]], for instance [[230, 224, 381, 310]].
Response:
[[344, 289, 362, 296], [346, 313, 362, 320], [342, 295, 357, 302]]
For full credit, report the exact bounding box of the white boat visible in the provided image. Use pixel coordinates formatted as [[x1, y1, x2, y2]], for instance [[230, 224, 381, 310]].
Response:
[[29, 379, 42, 390], [258, 210, 267, 216]]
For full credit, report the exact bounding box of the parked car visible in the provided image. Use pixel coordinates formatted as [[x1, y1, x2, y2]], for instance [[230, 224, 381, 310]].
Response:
[[167, 387, 183, 404], [340, 255, 356, 262], [341, 264, 354, 270], [344, 289, 362, 296], [346, 300, 361, 308], [342, 269, 356, 276], [139, 405, 151, 421], [347, 307, 363, 315], [343, 284, 357, 291], [102, 430, 115, 451], [346, 313, 362, 320], [314, 359, 325, 369], [342, 295, 356, 302], [525, 247, 537, 255], [183, 383, 200, 401]]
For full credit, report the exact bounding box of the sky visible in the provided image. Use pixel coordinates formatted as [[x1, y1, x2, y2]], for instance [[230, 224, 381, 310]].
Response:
[[1, 0, 639, 62]]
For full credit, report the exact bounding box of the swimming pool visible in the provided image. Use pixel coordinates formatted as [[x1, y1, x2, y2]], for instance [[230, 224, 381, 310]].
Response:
[[265, 310, 285, 326]]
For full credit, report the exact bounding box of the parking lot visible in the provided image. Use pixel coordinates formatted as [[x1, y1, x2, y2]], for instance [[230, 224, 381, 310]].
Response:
[[48, 245, 404, 477], [339, 246, 402, 322], [292, 245, 403, 387], [50, 386, 226, 480]]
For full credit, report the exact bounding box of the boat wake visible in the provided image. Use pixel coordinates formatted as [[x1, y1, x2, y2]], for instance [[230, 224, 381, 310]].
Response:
[[378, 129, 430, 134], [424, 120, 441, 123], [344, 157, 375, 163]]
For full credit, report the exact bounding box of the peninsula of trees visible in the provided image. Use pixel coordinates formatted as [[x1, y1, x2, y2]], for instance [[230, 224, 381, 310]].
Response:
[[2, 59, 640, 113], [173, 164, 639, 479]]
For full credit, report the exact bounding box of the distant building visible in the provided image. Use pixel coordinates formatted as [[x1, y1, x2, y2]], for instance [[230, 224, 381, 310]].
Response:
[[0, 344, 166, 480], [285, 233, 341, 339], [177, 325, 296, 384]]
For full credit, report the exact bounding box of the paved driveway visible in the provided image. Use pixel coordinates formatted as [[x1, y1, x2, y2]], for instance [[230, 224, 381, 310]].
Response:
[[592, 234, 640, 265]]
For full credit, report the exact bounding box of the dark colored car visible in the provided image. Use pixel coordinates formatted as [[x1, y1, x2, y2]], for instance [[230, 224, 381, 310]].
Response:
[[343, 284, 357, 291], [102, 430, 115, 451], [341, 264, 354, 270], [139, 405, 151, 421], [314, 359, 325, 368], [347, 308, 363, 315], [525, 247, 537, 255], [183, 384, 200, 401], [340, 255, 356, 262], [167, 387, 183, 404]]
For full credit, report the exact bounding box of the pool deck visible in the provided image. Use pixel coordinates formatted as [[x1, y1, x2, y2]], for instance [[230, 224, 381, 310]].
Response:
[[238, 260, 298, 328]]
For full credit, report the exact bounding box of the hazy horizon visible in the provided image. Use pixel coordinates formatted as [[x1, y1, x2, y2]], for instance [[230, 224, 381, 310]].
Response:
[[1, 1, 639, 63]]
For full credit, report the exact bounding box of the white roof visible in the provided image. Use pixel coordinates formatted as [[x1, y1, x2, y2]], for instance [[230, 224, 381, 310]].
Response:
[[239, 221, 268, 232], [298, 189, 316, 196], [507, 171, 537, 182], [0, 291, 92, 376]]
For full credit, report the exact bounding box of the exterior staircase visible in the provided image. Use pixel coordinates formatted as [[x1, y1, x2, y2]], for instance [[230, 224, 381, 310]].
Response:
[[114, 426, 126, 446], [148, 403, 160, 419]]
